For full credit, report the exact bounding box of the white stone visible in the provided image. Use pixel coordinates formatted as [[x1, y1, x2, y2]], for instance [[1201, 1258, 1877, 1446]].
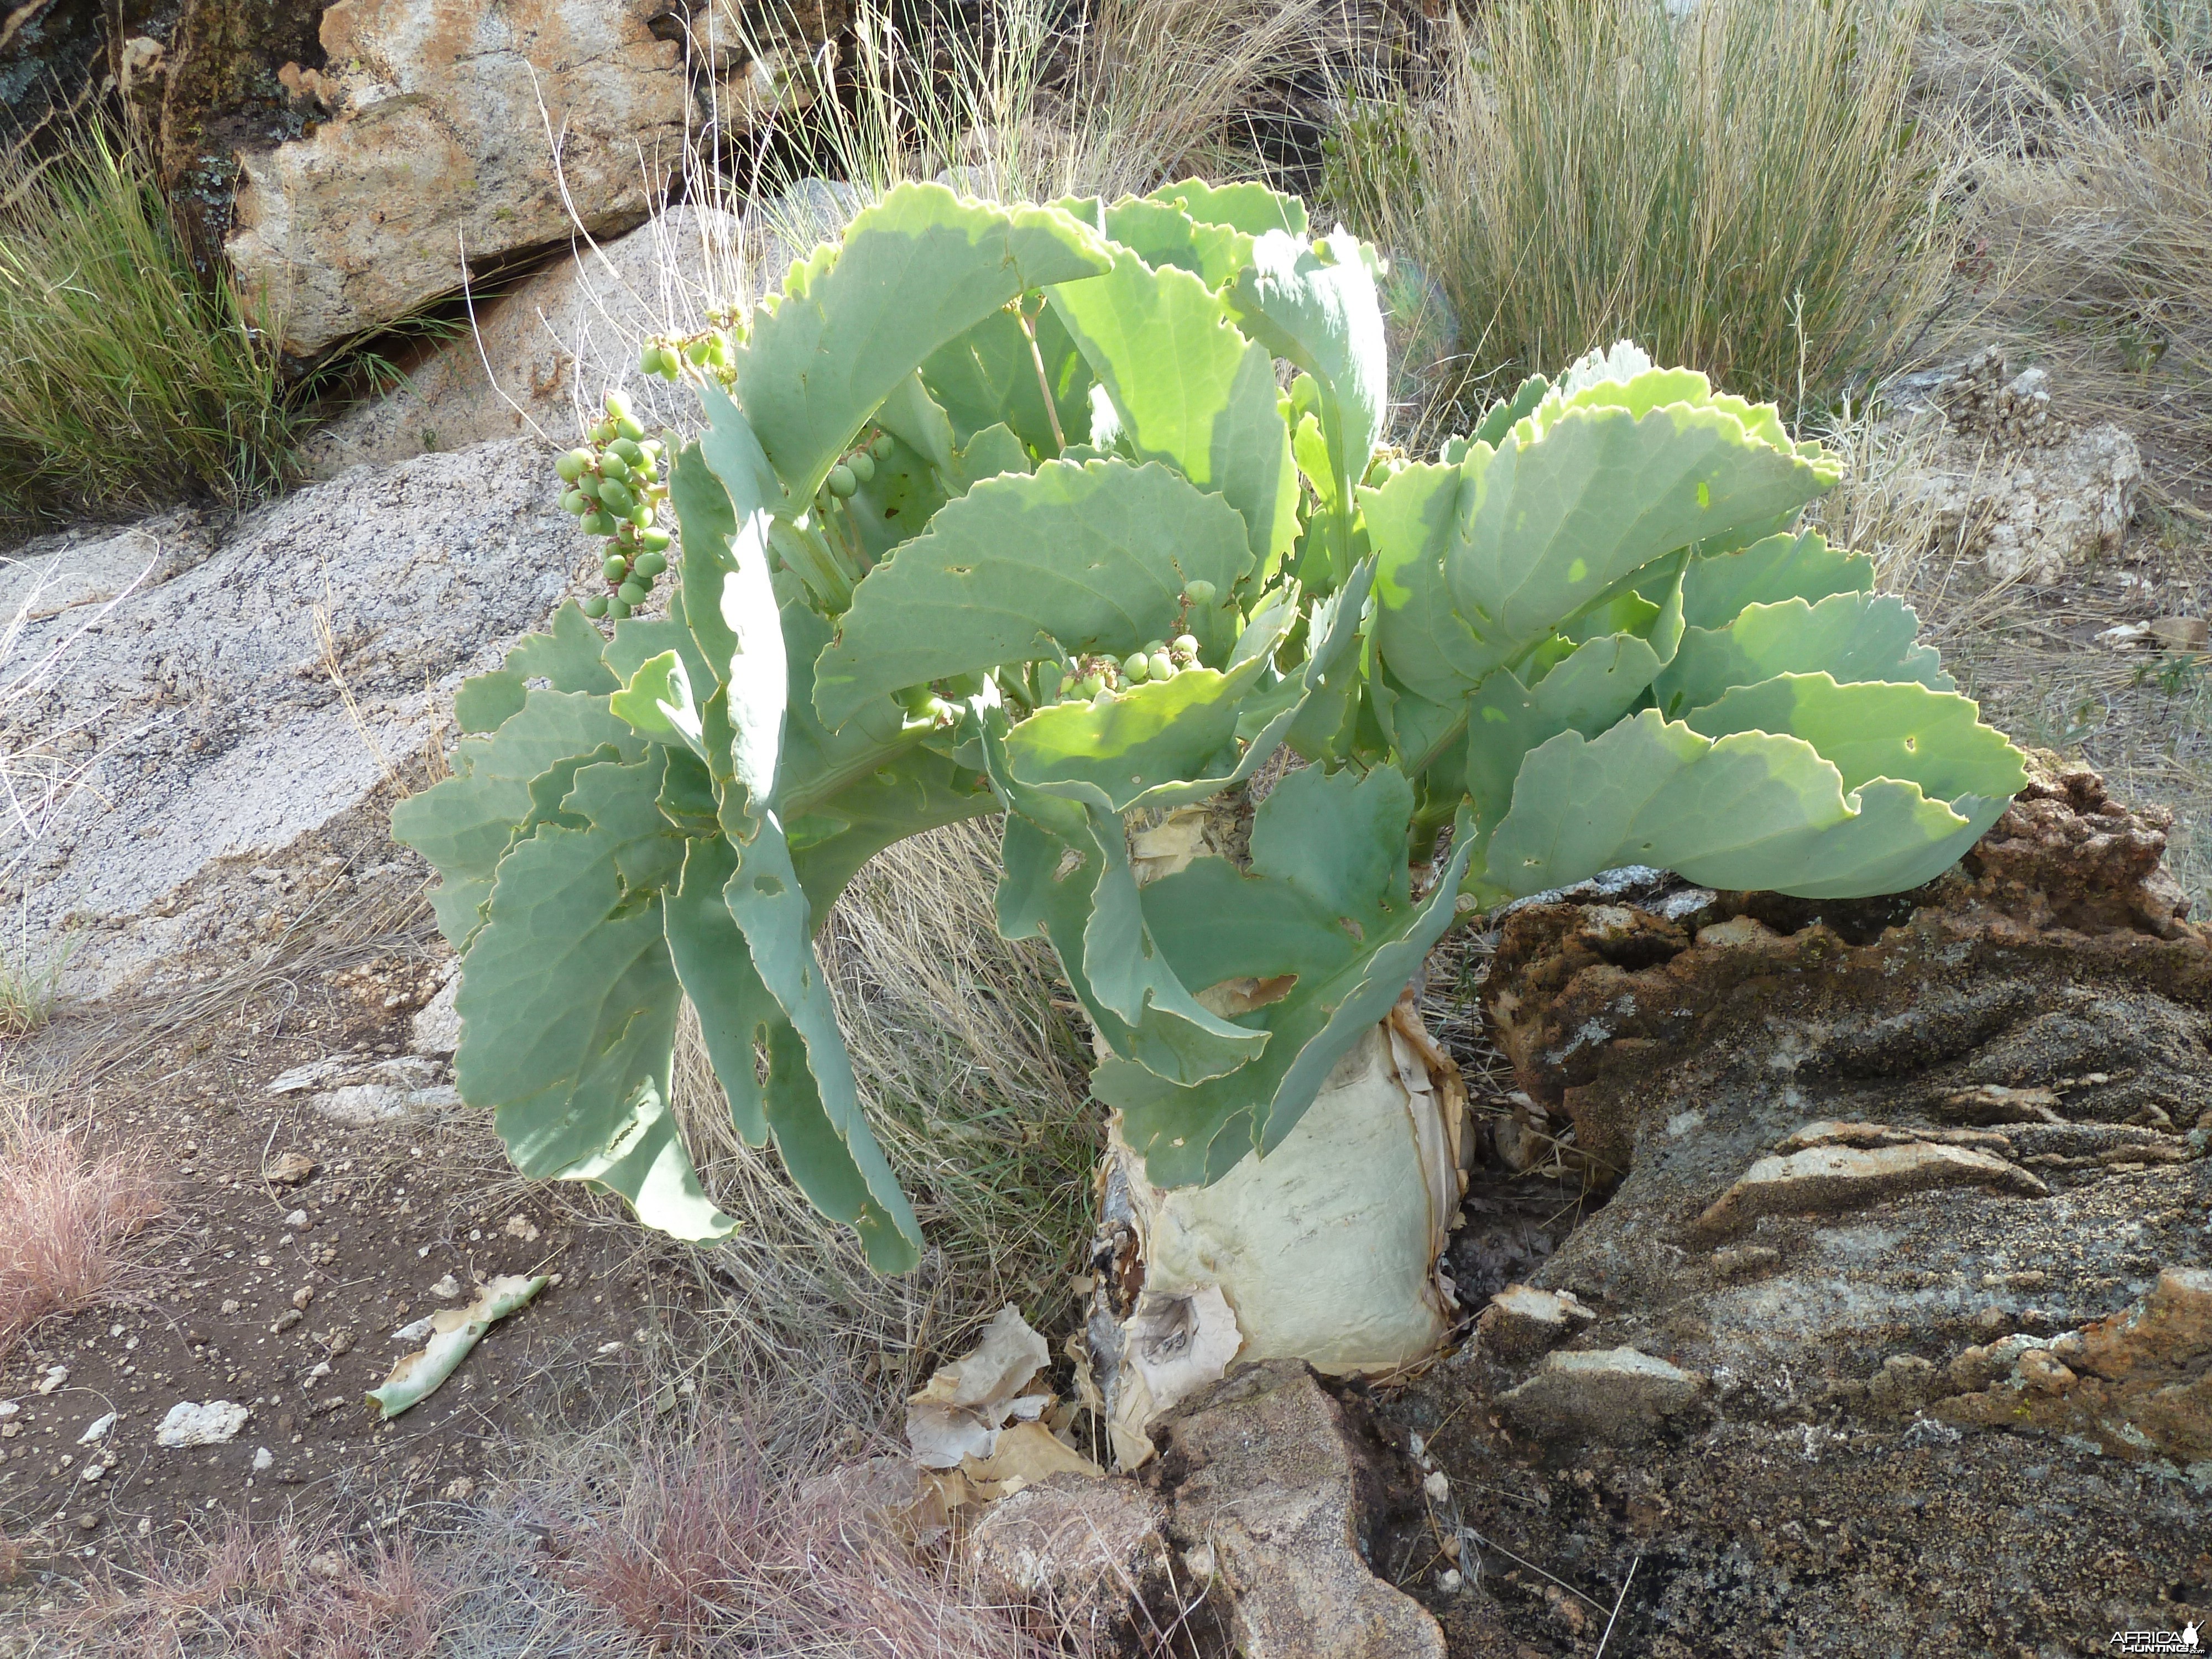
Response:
[[77, 1412, 115, 1445], [410, 974, 462, 1056], [156, 1400, 248, 1448], [252, 1447, 275, 1473]]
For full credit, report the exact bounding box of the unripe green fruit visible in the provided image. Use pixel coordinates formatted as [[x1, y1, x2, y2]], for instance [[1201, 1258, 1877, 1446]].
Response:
[[1122, 651, 1150, 682], [896, 684, 937, 714], [603, 554, 630, 581], [609, 437, 644, 465], [598, 479, 635, 512], [561, 489, 592, 515], [638, 526, 672, 551], [871, 433, 895, 460], [589, 421, 616, 445], [556, 450, 591, 482], [1078, 674, 1103, 699], [847, 451, 875, 484], [1149, 650, 1174, 681], [598, 455, 632, 484], [826, 463, 857, 498], [639, 343, 667, 378], [582, 512, 617, 536], [581, 593, 609, 619], [704, 333, 729, 367], [605, 390, 636, 421], [618, 580, 648, 606], [1183, 578, 1217, 606], [635, 550, 667, 577], [614, 415, 645, 442], [607, 597, 632, 620], [685, 337, 712, 365]]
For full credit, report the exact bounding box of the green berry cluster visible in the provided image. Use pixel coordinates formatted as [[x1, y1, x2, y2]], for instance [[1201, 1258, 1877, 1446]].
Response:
[[637, 310, 744, 384], [818, 431, 893, 512], [1047, 629, 1202, 704], [555, 391, 671, 621]]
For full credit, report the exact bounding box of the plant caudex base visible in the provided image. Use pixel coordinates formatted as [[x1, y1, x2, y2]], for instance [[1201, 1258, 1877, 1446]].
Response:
[[390, 180, 2026, 1413]]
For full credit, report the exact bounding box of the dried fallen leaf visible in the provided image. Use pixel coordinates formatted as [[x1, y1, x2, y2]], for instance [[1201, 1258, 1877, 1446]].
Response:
[[905, 1305, 1050, 1469], [367, 1274, 547, 1420]]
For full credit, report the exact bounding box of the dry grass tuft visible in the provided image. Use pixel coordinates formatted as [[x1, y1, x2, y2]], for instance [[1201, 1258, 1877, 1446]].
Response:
[[62, 1521, 449, 1659], [724, 0, 1335, 248], [1333, 0, 1951, 413], [1948, 63, 2212, 486], [564, 1427, 1084, 1657], [0, 1094, 164, 1357]]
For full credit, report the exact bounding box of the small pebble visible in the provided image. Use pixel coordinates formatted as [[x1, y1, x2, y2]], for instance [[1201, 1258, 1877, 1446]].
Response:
[[252, 1447, 275, 1473], [77, 1513, 100, 1532], [38, 1365, 68, 1394], [1423, 1470, 1451, 1503], [284, 1210, 310, 1230], [77, 1412, 116, 1446], [292, 1286, 315, 1310], [429, 1274, 461, 1300]]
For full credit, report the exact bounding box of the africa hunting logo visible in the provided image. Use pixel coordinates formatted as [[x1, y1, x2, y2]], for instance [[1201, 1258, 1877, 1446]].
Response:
[[2110, 1623, 2200, 1654]]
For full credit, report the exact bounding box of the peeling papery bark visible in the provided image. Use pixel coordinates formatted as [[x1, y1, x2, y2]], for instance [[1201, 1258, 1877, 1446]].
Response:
[[1091, 1005, 1469, 1469], [367, 1274, 548, 1420]]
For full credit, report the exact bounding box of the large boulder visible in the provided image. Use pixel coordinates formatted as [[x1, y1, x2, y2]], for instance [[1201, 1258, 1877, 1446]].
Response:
[[1387, 758, 2210, 1653], [222, 0, 689, 359], [301, 204, 746, 476], [1, 441, 583, 999]]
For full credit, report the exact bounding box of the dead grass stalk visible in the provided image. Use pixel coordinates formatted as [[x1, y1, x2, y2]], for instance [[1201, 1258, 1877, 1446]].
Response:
[[0, 1092, 164, 1358]]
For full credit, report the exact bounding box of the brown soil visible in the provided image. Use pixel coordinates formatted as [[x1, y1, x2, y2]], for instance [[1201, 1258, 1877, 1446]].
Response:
[[0, 950, 657, 1579]]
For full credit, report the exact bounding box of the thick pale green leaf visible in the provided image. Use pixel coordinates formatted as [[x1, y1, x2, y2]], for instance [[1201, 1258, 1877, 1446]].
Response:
[[1444, 394, 1838, 674], [874, 372, 959, 476], [1094, 771, 1477, 1185], [1146, 177, 1308, 238], [453, 755, 731, 1241], [661, 836, 768, 1145], [786, 747, 997, 913], [721, 808, 922, 1271], [733, 184, 1112, 504], [1056, 195, 1254, 288], [1485, 712, 1851, 895], [999, 651, 1275, 811], [611, 650, 708, 757], [1047, 248, 1298, 572], [392, 691, 641, 947], [983, 717, 1271, 1084], [1686, 673, 2025, 801], [954, 421, 1032, 486], [1679, 529, 1873, 630], [1228, 231, 1387, 560], [1485, 693, 2022, 900], [1655, 593, 1952, 718], [1366, 461, 1493, 703], [812, 458, 1254, 728], [691, 391, 791, 805], [452, 603, 617, 734]]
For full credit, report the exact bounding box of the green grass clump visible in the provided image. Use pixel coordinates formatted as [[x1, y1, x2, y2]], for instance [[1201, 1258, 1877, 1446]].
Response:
[[1333, 0, 1952, 416], [0, 127, 304, 522]]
